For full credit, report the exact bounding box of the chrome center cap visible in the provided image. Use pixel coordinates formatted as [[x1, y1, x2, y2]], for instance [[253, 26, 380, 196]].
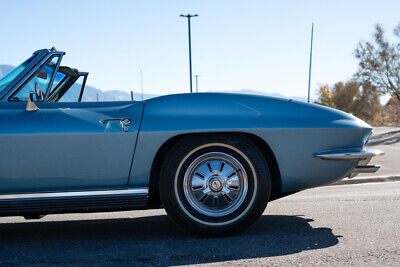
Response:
[[209, 178, 223, 192]]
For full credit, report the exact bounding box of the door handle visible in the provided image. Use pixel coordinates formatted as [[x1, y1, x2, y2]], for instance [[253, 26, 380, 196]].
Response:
[[100, 118, 132, 132]]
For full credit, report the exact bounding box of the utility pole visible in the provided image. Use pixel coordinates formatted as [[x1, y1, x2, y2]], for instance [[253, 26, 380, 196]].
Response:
[[307, 23, 314, 103], [195, 74, 199, 93], [140, 69, 143, 100], [96, 92, 99, 102], [130, 91, 134, 101], [180, 13, 198, 93]]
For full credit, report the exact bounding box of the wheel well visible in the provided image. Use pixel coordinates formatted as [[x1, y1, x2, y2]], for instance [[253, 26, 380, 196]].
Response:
[[147, 132, 282, 207]]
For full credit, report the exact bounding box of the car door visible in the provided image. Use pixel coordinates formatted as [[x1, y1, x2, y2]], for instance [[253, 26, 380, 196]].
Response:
[[0, 100, 144, 193]]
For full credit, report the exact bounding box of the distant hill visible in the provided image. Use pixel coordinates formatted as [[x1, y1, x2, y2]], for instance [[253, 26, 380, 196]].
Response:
[[0, 64, 157, 101], [224, 89, 312, 102], [0, 64, 311, 102], [0, 64, 13, 78], [80, 85, 158, 101]]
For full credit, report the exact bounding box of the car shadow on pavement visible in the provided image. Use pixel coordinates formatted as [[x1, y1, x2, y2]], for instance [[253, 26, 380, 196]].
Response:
[[0, 214, 340, 265], [367, 129, 400, 145]]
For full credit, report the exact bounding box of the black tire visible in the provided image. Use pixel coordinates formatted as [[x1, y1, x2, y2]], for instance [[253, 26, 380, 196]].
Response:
[[159, 134, 271, 236]]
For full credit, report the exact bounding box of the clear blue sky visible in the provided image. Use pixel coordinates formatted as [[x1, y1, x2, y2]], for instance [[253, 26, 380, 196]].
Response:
[[1, 0, 399, 99]]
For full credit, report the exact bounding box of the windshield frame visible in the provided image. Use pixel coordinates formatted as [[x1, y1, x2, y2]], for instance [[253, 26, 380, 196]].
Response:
[[8, 55, 63, 102], [0, 55, 36, 93], [47, 70, 88, 102], [0, 50, 48, 100]]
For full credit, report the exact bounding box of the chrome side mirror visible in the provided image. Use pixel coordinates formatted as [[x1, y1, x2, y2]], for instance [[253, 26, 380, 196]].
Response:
[[36, 69, 48, 80], [26, 92, 39, 112], [34, 82, 45, 101]]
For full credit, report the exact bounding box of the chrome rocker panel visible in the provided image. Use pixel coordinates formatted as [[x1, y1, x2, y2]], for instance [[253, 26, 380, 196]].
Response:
[[315, 149, 385, 178]]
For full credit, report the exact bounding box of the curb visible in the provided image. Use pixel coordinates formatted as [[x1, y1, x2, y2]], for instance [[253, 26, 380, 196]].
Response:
[[331, 176, 400, 186]]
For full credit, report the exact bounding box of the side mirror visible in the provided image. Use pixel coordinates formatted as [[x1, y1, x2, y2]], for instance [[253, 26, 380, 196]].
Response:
[[34, 82, 45, 101], [26, 92, 39, 112], [36, 70, 47, 80]]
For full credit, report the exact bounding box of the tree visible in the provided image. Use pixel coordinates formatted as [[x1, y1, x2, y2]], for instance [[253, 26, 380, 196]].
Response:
[[315, 81, 381, 123], [315, 84, 334, 108], [354, 23, 400, 102], [386, 97, 400, 123], [353, 82, 381, 121], [331, 81, 360, 113]]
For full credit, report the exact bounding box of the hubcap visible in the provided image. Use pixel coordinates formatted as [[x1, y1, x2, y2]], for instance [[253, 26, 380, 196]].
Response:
[[210, 178, 223, 192], [183, 152, 248, 217]]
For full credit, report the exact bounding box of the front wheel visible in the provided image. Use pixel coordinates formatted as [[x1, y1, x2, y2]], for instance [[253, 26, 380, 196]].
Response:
[[159, 135, 271, 236]]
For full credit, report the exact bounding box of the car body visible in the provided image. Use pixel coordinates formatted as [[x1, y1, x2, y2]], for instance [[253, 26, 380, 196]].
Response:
[[0, 48, 383, 235]]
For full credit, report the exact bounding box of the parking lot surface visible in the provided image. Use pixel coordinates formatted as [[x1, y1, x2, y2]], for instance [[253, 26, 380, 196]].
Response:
[[0, 181, 399, 266], [361, 126, 400, 178]]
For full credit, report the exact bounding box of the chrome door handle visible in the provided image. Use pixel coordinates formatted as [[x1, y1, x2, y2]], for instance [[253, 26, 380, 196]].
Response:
[[100, 118, 132, 132]]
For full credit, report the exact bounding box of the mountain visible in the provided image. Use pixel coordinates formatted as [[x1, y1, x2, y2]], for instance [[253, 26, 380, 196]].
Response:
[[80, 85, 158, 101], [83, 87, 312, 102], [0, 64, 14, 78], [224, 89, 312, 102], [0, 65, 311, 102], [0, 64, 157, 101]]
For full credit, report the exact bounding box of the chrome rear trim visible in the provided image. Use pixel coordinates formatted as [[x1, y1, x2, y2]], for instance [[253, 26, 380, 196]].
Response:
[[315, 148, 384, 178], [315, 149, 384, 161], [0, 188, 148, 200], [352, 165, 381, 174]]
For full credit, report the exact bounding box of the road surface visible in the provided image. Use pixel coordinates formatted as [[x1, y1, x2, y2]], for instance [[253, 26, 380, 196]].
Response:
[[0, 181, 399, 266], [360, 126, 400, 178]]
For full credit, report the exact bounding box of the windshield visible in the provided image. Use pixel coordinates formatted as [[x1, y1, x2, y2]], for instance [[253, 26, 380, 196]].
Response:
[[0, 55, 36, 93]]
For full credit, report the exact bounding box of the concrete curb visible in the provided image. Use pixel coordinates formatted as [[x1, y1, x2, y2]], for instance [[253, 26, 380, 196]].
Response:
[[331, 176, 400, 186]]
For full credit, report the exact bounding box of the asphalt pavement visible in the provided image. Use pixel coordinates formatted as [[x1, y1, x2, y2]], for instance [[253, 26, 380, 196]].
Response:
[[0, 181, 399, 266], [360, 126, 400, 178], [0, 126, 398, 266], [333, 126, 400, 186]]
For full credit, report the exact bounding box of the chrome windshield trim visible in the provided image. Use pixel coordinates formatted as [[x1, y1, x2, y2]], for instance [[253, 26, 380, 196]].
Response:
[[2, 50, 65, 102], [0, 52, 46, 101], [315, 149, 384, 161], [0, 188, 148, 200]]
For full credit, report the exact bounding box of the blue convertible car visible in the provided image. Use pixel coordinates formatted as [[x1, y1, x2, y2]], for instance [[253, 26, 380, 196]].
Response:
[[0, 48, 383, 235]]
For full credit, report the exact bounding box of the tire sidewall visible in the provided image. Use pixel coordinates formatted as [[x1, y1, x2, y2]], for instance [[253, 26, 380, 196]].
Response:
[[160, 135, 271, 235], [174, 142, 258, 226]]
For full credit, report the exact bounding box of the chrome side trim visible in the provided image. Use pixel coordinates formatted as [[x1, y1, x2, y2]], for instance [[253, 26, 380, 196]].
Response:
[[315, 149, 384, 161], [0, 188, 148, 200]]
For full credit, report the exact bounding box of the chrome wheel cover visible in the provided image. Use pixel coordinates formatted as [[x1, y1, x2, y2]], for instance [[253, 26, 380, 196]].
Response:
[[183, 152, 248, 217]]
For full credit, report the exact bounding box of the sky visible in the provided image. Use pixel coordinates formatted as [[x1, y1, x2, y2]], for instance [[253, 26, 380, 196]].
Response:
[[1, 0, 400, 99]]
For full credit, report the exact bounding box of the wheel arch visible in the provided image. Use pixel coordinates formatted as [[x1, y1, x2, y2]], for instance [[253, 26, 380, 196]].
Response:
[[147, 132, 282, 207]]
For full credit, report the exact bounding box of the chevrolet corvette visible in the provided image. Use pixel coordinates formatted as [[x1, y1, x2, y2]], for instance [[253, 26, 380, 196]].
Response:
[[0, 48, 384, 235]]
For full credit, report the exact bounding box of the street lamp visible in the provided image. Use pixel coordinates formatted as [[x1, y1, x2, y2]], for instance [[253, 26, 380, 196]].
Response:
[[195, 74, 199, 93], [180, 13, 198, 93], [307, 23, 314, 103]]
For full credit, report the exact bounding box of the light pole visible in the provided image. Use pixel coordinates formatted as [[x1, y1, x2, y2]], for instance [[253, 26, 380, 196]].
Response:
[[195, 74, 199, 93], [140, 69, 143, 100], [180, 13, 198, 93], [307, 23, 314, 103]]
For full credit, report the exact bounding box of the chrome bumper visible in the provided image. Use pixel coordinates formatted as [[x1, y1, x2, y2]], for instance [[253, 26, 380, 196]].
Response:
[[315, 149, 385, 178]]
